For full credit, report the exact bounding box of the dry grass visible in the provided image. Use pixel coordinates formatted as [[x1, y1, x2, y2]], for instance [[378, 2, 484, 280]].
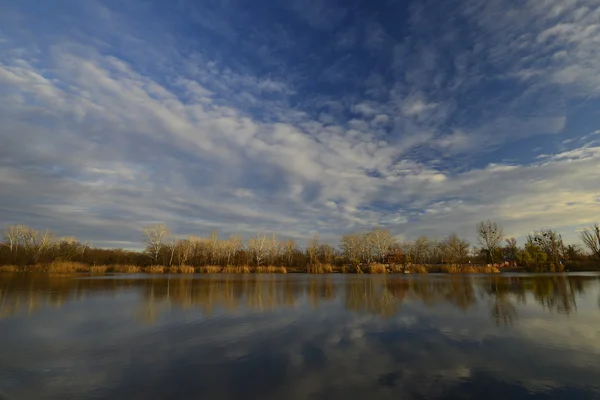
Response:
[[111, 265, 141, 273], [405, 264, 428, 274], [222, 265, 251, 273], [307, 264, 334, 274], [0, 265, 20, 272], [48, 261, 88, 273], [146, 265, 165, 274], [440, 264, 500, 273], [175, 265, 196, 274], [255, 266, 287, 274], [90, 266, 108, 275], [198, 266, 222, 273], [367, 263, 387, 274]]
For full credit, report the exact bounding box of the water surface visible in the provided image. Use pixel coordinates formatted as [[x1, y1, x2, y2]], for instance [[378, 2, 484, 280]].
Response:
[[1, 273, 600, 399]]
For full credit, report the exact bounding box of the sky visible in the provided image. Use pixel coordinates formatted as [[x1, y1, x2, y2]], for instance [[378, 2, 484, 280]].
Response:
[[0, 0, 599, 249]]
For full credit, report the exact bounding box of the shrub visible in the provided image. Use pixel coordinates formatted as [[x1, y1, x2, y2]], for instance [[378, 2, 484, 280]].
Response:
[[48, 261, 88, 273], [146, 265, 165, 274], [440, 264, 499, 273], [0, 265, 20, 272], [198, 266, 222, 273], [176, 265, 196, 274], [367, 263, 387, 274], [405, 264, 428, 274], [112, 265, 141, 273], [307, 264, 333, 274], [255, 266, 287, 273], [222, 265, 251, 273], [90, 266, 108, 275]]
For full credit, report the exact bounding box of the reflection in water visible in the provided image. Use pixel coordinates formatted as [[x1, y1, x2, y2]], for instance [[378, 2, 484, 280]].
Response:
[[1, 273, 600, 400], [1, 274, 598, 321]]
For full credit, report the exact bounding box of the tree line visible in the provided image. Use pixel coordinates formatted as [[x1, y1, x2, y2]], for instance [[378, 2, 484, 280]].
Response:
[[1, 221, 599, 272]]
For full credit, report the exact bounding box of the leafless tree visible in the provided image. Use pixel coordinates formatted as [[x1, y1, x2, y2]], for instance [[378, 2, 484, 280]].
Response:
[[3, 224, 26, 252], [224, 235, 243, 266], [580, 223, 600, 261], [477, 220, 504, 264], [531, 229, 565, 271], [143, 224, 170, 264], [248, 234, 269, 266], [368, 228, 396, 263], [306, 235, 319, 265], [283, 239, 296, 267], [442, 234, 470, 266], [341, 233, 361, 264]]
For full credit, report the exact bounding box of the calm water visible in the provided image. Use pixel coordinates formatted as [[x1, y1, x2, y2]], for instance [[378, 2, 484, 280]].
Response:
[[1, 273, 600, 400]]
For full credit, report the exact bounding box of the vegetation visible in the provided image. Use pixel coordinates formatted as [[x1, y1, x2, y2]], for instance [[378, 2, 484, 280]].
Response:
[[1, 221, 599, 274]]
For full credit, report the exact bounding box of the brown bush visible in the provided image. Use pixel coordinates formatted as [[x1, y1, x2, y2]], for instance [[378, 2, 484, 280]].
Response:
[[112, 265, 142, 273], [48, 262, 88, 273], [367, 263, 387, 274], [90, 266, 108, 275], [198, 266, 222, 273], [146, 265, 165, 274], [176, 265, 196, 274], [222, 265, 251, 273], [405, 264, 428, 274], [307, 264, 333, 274], [255, 266, 287, 274], [440, 264, 500, 273]]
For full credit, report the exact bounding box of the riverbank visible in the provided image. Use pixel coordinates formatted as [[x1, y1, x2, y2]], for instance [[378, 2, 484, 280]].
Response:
[[0, 261, 509, 274]]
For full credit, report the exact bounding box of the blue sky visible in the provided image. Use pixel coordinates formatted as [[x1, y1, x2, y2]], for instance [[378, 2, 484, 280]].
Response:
[[1, 0, 599, 248]]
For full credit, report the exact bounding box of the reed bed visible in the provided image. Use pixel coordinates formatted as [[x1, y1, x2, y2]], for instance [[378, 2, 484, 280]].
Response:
[[175, 265, 196, 274], [222, 265, 251, 273], [90, 266, 108, 275], [198, 266, 222, 273], [112, 265, 142, 273], [255, 266, 287, 274], [48, 261, 88, 273], [0, 265, 20, 272], [405, 264, 428, 274], [367, 263, 387, 274], [307, 264, 334, 274], [440, 264, 500, 273], [145, 265, 165, 274]]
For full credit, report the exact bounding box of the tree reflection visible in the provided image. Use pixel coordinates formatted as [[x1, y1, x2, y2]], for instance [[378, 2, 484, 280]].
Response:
[[0, 274, 598, 323]]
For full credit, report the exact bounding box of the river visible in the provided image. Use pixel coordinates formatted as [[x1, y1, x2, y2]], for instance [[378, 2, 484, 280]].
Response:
[[1, 273, 599, 399]]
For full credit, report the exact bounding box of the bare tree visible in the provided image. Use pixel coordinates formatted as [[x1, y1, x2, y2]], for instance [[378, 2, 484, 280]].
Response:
[[283, 239, 296, 267], [341, 233, 361, 265], [3, 224, 26, 252], [368, 228, 395, 263], [580, 224, 600, 261], [248, 234, 269, 267], [143, 224, 170, 264], [224, 235, 243, 266], [477, 220, 504, 264], [306, 235, 319, 266], [504, 238, 518, 263], [443, 234, 470, 266], [531, 229, 565, 271], [318, 244, 335, 265]]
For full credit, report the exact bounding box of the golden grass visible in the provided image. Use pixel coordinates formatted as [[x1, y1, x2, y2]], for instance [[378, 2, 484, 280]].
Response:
[[367, 263, 387, 274], [307, 264, 334, 274], [405, 264, 428, 274], [145, 265, 165, 274], [222, 265, 251, 273], [176, 265, 196, 274], [255, 266, 287, 274], [0, 265, 20, 272], [440, 264, 500, 273], [112, 265, 142, 273], [48, 261, 88, 273], [198, 266, 222, 273], [90, 266, 108, 275]]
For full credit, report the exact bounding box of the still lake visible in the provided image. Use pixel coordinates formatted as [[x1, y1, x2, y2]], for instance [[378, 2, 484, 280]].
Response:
[[1, 273, 600, 399]]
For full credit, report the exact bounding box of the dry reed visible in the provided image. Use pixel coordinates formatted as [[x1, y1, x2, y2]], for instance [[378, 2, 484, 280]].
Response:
[[255, 266, 287, 274], [112, 265, 142, 273], [222, 265, 251, 273], [146, 265, 165, 274], [307, 264, 334, 274], [176, 265, 196, 274], [405, 264, 428, 274], [48, 261, 88, 273], [367, 263, 387, 274], [440, 264, 500, 273], [0, 265, 20, 272], [90, 266, 108, 275], [198, 266, 222, 273]]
